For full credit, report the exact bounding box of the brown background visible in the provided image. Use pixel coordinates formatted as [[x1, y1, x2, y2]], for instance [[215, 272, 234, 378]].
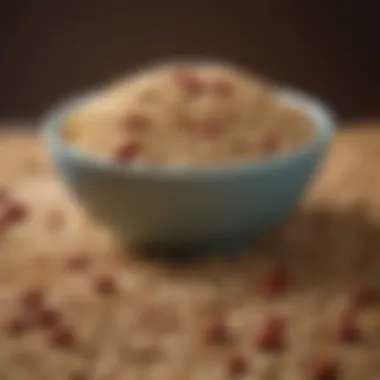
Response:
[[0, 0, 379, 121]]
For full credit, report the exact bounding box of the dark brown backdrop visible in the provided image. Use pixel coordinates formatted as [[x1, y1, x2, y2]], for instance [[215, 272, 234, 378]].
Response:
[[0, 0, 379, 121]]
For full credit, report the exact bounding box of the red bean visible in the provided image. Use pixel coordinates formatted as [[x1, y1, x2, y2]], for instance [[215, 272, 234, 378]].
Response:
[[336, 312, 360, 343], [203, 318, 229, 345], [93, 274, 118, 296], [262, 265, 289, 296], [173, 68, 203, 95], [49, 324, 76, 348], [7, 201, 28, 223], [261, 135, 279, 154], [255, 316, 285, 352], [20, 288, 45, 312], [310, 359, 339, 380], [228, 355, 248, 376], [114, 141, 142, 163], [36, 308, 62, 329], [351, 285, 378, 308], [0, 201, 28, 232]]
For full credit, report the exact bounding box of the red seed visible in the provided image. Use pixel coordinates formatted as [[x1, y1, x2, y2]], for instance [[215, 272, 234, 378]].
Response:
[[261, 135, 279, 154], [122, 113, 149, 132], [6, 202, 28, 223], [209, 77, 234, 97], [94, 275, 118, 296], [256, 316, 285, 352], [66, 255, 91, 271], [203, 319, 229, 344], [173, 68, 203, 95], [311, 359, 339, 380], [114, 142, 142, 163], [36, 308, 62, 329], [228, 355, 248, 376], [351, 285, 378, 308], [50, 324, 76, 348], [6, 316, 29, 336], [262, 265, 289, 296], [336, 312, 360, 343], [20, 288, 45, 312], [0, 201, 27, 232]]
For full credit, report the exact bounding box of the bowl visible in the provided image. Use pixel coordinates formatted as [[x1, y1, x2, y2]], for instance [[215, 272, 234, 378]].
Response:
[[42, 89, 334, 250]]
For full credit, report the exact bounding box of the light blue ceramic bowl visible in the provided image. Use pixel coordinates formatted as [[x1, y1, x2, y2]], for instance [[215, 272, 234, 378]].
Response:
[[42, 89, 334, 249]]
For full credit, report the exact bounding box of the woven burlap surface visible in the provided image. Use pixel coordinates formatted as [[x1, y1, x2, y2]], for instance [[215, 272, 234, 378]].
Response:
[[0, 126, 378, 379]]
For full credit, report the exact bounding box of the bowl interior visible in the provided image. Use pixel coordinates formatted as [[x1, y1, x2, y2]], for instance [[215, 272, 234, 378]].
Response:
[[43, 88, 335, 180]]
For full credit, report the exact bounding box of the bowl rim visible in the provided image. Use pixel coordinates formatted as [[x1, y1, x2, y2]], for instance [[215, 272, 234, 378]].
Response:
[[42, 88, 335, 180]]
